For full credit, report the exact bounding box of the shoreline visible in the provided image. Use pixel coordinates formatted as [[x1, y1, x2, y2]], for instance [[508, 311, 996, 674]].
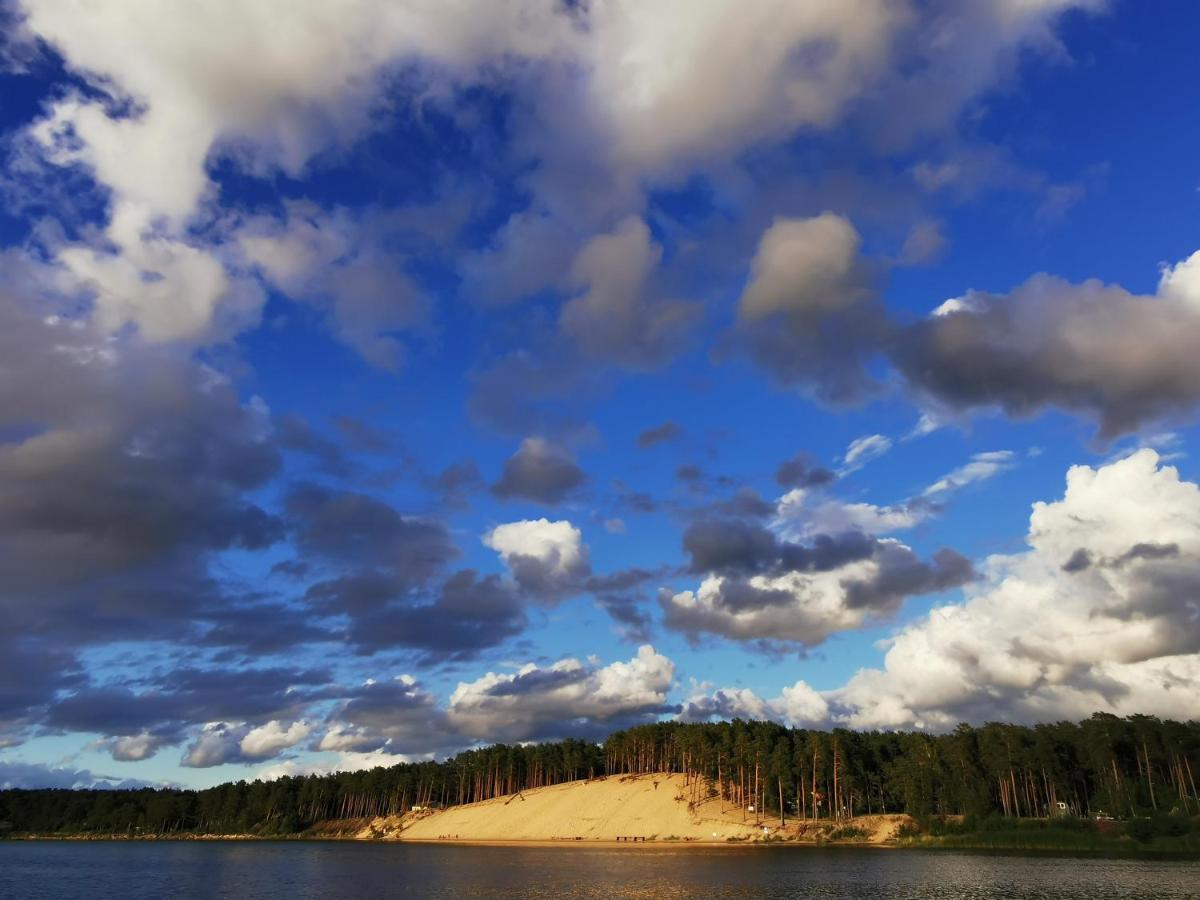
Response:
[[5, 835, 1196, 858], [2, 833, 888, 848]]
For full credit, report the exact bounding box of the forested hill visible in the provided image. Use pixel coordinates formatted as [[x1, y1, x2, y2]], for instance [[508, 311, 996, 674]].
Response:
[[2, 714, 1197, 837]]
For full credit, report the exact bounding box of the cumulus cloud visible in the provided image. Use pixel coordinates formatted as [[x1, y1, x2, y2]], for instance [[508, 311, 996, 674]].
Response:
[[660, 418, 998, 655], [311, 646, 676, 755], [662, 539, 973, 647], [484, 518, 590, 601], [680, 679, 829, 727], [182, 718, 313, 767], [560, 216, 699, 368], [492, 437, 586, 504], [48, 211, 265, 343], [17, 0, 1108, 364], [316, 675, 454, 757], [22, 0, 1088, 215], [1159, 249, 1200, 307], [21, 0, 571, 345], [895, 254, 1200, 440], [773, 489, 931, 541], [47, 666, 327, 763], [738, 214, 869, 322], [666, 480, 972, 649], [731, 214, 889, 402], [239, 720, 313, 759], [0, 0, 1159, 775], [833, 450, 1200, 729], [583, 1, 897, 166], [448, 645, 675, 743], [98, 732, 180, 763], [181, 723, 247, 768]]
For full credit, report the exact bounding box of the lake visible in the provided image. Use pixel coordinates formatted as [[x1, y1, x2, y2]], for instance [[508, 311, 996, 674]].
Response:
[[0, 842, 1196, 899]]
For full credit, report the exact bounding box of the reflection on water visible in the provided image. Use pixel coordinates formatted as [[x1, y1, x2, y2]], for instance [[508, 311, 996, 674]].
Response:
[[1, 841, 1197, 899]]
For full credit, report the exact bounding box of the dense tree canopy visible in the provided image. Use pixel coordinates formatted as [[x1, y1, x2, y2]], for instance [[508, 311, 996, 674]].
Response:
[[2, 714, 1197, 836]]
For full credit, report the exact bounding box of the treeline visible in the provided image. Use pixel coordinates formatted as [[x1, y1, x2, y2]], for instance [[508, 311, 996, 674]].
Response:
[[603, 714, 1199, 826], [1, 714, 1197, 836]]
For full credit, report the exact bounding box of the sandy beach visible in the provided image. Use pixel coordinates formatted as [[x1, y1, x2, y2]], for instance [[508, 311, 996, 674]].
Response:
[[348, 773, 913, 846]]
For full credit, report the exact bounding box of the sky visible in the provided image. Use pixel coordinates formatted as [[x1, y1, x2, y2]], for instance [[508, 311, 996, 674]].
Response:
[[1, 0, 1199, 790]]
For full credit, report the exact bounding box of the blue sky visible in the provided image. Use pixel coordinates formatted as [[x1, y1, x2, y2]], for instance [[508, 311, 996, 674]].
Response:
[[2, 0, 1200, 790]]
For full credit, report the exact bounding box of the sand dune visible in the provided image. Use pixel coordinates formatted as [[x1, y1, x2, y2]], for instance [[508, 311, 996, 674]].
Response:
[[350, 774, 912, 845]]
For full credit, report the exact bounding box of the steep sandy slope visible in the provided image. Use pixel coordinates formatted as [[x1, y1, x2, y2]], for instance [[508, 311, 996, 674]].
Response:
[[393, 774, 754, 842], [352, 773, 912, 843]]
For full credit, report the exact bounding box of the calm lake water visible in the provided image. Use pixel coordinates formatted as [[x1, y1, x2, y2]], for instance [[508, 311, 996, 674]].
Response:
[[0, 842, 1197, 899]]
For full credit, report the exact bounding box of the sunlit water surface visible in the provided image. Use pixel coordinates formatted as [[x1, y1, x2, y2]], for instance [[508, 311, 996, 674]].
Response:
[[1, 841, 1197, 899]]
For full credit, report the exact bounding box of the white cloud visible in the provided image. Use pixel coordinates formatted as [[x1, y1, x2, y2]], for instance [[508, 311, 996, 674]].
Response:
[[777, 680, 831, 724], [448, 645, 674, 742], [181, 723, 245, 768], [23, 0, 573, 344], [484, 518, 588, 580], [662, 537, 968, 646], [841, 433, 892, 473], [932, 292, 987, 317], [257, 749, 424, 782], [315, 675, 453, 758], [240, 720, 312, 759], [586, 1, 901, 170], [1158, 249, 1200, 310], [923, 450, 1016, 497], [833, 449, 1200, 729], [315, 725, 380, 754], [774, 489, 925, 540], [905, 410, 948, 440], [681, 679, 829, 727], [181, 719, 311, 767], [19, 0, 1102, 348], [98, 732, 175, 762], [26, 0, 574, 224], [665, 566, 875, 646]]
